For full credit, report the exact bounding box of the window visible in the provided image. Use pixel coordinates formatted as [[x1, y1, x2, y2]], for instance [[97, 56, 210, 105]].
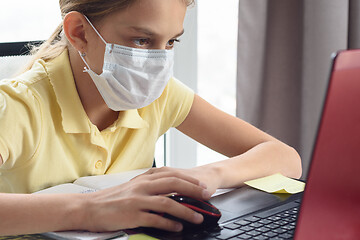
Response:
[[0, 1, 61, 42], [197, 0, 239, 165], [165, 0, 239, 168]]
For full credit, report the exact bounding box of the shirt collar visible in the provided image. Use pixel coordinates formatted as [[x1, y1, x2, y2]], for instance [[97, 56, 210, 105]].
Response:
[[103, 109, 149, 133], [44, 50, 148, 133]]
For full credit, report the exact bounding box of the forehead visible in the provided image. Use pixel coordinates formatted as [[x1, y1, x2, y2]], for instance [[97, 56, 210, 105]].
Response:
[[102, 0, 187, 37]]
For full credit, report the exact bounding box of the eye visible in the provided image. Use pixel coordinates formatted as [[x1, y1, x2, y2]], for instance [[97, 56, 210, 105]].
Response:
[[166, 38, 180, 49], [133, 38, 151, 48]]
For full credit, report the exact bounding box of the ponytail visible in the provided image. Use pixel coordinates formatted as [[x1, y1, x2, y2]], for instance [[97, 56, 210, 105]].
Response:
[[23, 22, 67, 72]]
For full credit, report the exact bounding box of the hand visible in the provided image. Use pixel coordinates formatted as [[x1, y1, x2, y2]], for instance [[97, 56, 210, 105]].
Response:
[[81, 170, 210, 232], [137, 166, 222, 196]]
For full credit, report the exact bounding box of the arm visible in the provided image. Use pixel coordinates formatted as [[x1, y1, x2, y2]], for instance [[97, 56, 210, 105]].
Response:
[[0, 171, 210, 236], [0, 192, 84, 236], [175, 95, 302, 193]]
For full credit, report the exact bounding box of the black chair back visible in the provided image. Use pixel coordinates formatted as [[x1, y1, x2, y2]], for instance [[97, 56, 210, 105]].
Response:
[[0, 41, 43, 57]]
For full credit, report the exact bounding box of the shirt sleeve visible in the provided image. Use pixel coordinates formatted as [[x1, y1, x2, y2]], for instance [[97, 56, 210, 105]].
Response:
[[157, 77, 195, 136], [0, 79, 41, 170]]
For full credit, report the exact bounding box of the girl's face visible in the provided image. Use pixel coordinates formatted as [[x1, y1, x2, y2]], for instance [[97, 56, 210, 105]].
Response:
[[86, 0, 187, 73]]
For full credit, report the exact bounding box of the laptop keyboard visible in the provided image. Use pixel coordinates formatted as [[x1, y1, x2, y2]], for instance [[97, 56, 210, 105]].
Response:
[[142, 199, 301, 240], [197, 200, 301, 240]]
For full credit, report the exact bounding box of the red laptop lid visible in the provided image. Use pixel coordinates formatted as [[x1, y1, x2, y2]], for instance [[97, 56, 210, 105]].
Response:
[[294, 50, 360, 239]]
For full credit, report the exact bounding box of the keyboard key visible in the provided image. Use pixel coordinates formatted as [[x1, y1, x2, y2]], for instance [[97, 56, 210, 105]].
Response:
[[234, 219, 251, 226], [267, 223, 280, 229], [290, 207, 299, 214], [257, 227, 271, 233], [267, 216, 281, 221], [224, 223, 241, 230], [243, 216, 261, 222], [253, 236, 269, 240], [279, 233, 294, 239], [275, 220, 289, 226], [246, 230, 261, 237], [215, 229, 244, 240], [264, 231, 278, 238], [258, 219, 272, 225], [284, 216, 296, 223], [281, 225, 293, 231], [236, 233, 253, 239], [249, 222, 264, 228], [278, 212, 291, 218], [288, 229, 295, 235], [238, 226, 254, 231], [272, 228, 288, 234]]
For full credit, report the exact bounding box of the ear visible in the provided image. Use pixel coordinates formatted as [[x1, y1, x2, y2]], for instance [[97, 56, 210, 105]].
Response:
[[63, 11, 89, 53]]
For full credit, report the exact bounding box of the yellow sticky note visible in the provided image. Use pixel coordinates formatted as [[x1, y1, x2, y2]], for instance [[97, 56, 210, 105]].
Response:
[[128, 233, 159, 240], [244, 173, 305, 194]]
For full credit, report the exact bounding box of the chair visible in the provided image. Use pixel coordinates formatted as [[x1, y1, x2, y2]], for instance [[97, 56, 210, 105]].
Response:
[[0, 41, 42, 80]]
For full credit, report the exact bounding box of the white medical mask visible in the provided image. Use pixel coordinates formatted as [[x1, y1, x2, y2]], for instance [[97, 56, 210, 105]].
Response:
[[79, 16, 174, 111]]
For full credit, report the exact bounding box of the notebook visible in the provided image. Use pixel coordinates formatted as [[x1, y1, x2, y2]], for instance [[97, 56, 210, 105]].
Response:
[[140, 49, 360, 240]]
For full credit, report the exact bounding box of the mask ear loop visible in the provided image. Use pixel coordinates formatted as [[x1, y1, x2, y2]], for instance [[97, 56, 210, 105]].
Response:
[[83, 15, 107, 45], [83, 15, 115, 53], [79, 15, 109, 72]]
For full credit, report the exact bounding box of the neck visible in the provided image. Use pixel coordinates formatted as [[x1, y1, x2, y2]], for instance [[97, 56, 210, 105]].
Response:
[[68, 48, 119, 131]]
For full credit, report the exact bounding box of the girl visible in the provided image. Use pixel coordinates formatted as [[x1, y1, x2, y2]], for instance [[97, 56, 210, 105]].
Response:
[[0, 0, 301, 235]]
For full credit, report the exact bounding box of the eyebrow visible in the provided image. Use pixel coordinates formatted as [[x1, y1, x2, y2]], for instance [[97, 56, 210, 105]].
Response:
[[173, 29, 185, 38], [130, 26, 185, 38]]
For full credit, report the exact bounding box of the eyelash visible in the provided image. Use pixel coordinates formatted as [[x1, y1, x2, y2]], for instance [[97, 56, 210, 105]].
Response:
[[167, 38, 181, 46], [132, 38, 181, 49], [133, 38, 150, 47]]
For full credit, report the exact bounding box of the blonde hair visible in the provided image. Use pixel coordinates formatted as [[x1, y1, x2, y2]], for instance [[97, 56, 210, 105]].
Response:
[[24, 0, 194, 71]]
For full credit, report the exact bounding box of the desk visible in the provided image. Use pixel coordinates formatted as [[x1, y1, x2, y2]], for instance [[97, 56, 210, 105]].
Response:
[[0, 187, 300, 240]]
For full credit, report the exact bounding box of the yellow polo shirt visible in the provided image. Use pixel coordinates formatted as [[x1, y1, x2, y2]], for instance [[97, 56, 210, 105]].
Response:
[[0, 50, 194, 193]]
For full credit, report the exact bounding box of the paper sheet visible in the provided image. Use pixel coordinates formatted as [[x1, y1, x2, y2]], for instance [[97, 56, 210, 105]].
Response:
[[42, 230, 127, 240], [244, 173, 305, 194]]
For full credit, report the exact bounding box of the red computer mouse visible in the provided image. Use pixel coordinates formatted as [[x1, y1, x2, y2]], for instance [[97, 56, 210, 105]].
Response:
[[164, 194, 222, 229]]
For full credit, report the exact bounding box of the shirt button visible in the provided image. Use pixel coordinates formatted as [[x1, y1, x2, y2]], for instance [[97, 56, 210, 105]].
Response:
[[95, 160, 103, 169]]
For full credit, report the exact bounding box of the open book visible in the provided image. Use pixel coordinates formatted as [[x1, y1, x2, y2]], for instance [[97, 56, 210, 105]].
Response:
[[36, 168, 150, 195], [35, 168, 150, 240], [35, 168, 232, 239]]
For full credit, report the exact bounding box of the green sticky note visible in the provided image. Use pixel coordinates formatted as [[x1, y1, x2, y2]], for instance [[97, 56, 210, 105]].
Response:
[[244, 173, 305, 194]]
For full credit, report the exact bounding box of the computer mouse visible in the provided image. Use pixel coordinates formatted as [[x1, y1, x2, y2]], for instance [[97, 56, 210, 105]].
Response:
[[164, 194, 222, 229]]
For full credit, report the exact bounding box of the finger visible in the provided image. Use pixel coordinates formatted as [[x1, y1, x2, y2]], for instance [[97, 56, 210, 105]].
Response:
[[135, 168, 207, 189], [130, 168, 156, 181], [145, 177, 211, 200], [139, 196, 204, 228], [138, 211, 184, 232]]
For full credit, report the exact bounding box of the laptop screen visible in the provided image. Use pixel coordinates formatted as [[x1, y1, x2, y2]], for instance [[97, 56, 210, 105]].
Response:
[[294, 50, 360, 239]]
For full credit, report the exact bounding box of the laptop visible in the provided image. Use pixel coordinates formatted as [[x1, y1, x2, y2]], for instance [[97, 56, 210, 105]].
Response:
[[139, 49, 360, 240]]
